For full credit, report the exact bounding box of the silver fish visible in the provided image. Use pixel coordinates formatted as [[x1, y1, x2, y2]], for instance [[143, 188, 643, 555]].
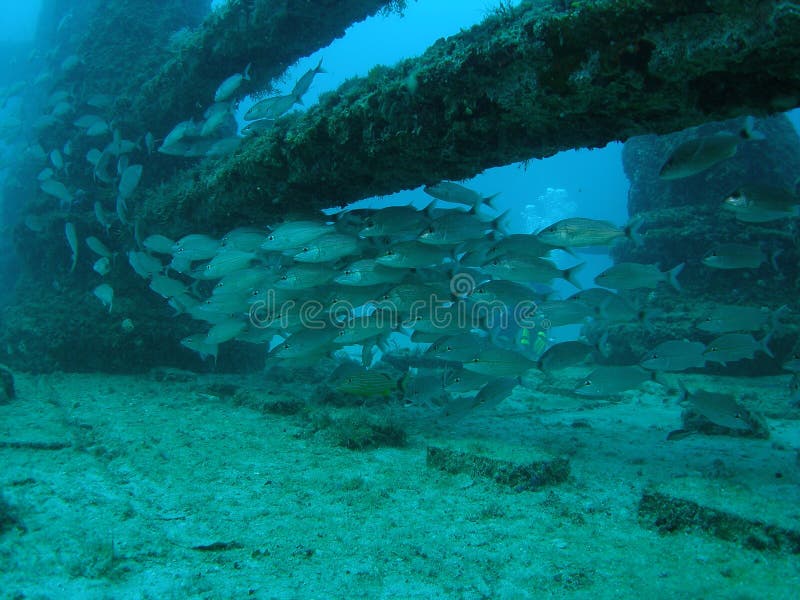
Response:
[[244, 93, 298, 121], [193, 250, 257, 280], [702, 243, 766, 270], [93, 284, 114, 312], [537, 340, 595, 372], [214, 63, 251, 102], [291, 58, 325, 101], [681, 386, 752, 432], [143, 234, 177, 255], [640, 340, 706, 372], [41, 179, 72, 205], [574, 365, 656, 397], [65, 222, 78, 272], [423, 181, 497, 210], [260, 220, 331, 251], [334, 259, 406, 287], [93, 257, 111, 276], [696, 304, 784, 334], [462, 347, 537, 377], [173, 234, 220, 261], [94, 202, 111, 233], [441, 376, 517, 421], [594, 262, 683, 292], [292, 233, 359, 263], [723, 184, 799, 223], [86, 236, 112, 258], [205, 318, 247, 345], [536, 217, 642, 248], [703, 333, 773, 365], [659, 119, 761, 180], [181, 334, 218, 363], [118, 164, 143, 200]]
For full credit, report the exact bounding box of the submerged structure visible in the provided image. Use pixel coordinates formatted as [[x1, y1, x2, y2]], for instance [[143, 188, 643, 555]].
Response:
[[0, 0, 799, 372]]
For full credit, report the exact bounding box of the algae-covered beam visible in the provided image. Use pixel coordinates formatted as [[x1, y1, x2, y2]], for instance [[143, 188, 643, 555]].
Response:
[[132, 0, 400, 140], [141, 0, 800, 234]]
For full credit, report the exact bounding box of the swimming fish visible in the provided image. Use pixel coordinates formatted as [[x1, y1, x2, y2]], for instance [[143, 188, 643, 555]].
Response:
[[659, 118, 763, 180], [594, 262, 683, 292], [536, 217, 642, 248], [574, 365, 657, 397], [703, 333, 773, 365], [93, 284, 114, 312], [65, 222, 78, 272], [214, 63, 251, 102], [723, 184, 799, 223], [423, 181, 497, 211], [291, 58, 325, 101], [640, 340, 706, 372], [702, 243, 766, 270]]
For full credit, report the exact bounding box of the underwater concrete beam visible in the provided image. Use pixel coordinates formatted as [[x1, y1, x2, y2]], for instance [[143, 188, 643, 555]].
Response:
[[132, 0, 399, 139], [141, 0, 800, 233]]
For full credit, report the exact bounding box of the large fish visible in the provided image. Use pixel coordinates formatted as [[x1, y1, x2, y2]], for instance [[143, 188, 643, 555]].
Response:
[[291, 58, 325, 101], [423, 181, 497, 211], [574, 365, 657, 397], [723, 184, 799, 223], [659, 118, 763, 180], [640, 340, 706, 372], [214, 63, 251, 102], [703, 333, 773, 365]]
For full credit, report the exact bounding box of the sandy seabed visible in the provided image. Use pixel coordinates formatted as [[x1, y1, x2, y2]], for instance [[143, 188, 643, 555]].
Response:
[[0, 369, 798, 599]]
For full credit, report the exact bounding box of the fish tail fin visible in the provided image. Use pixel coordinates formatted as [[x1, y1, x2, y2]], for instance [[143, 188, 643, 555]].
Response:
[[563, 262, 585, 289], [625, 215, 644, 246], [666, 262, 684, 292], [594, 330, 611, 358], [492, 209, 511, 235], [676, 378, 690, 403], [482, 192, 500, 210], [315, 58, 326, 74], [740, 116, 766, 141], [243, 62, 252, 81], [771, 305, 790, 330], [759, 331, 774, 358], [294, 95, 304, 106]]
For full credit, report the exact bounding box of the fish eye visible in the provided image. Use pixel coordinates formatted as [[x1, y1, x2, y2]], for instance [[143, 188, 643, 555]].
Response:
[[365, 219, 374, 228], [281, 275, 288, 280], [582, 379, 592, 387], [268, 235, 275, 241], [344, 270, 352, 275]]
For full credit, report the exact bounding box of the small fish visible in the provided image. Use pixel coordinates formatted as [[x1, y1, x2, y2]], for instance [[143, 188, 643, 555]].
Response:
[[193, 250, 257, 280], [260, 220, 331, 251], [149, 275, 188, 299], [85, 120, 110, 137], [331, 363, 398, 397], [74, 114, 104, 129], [86, 94, 115, 109], [37, 168, 53, 181], [214, 63, 251, 102], [93, 284, 114, 312], [221, 228, 269, 252], [443, 368, 492, 394], [292, 233, 359, 263], [680, 385, 753, 432], [268, 328, 338, 360], [86, 236, 112, 259], [441, 376, 518, 421], [161, 119, 199, 150], [659, 118, 762, 180], [462, 347, 538, 377], [696, 304, 785, 334], [334, 259, 406, 287], [423, 181, 497, 211], [359, 205, 430, 238], [50, 149, 64, 171], [537, 340, 595, 372], [418, 212, 502, 246], [65, 222, 78, 272], [426, 333, 488, 363], [334, 312, 397, 345], [703, 333, 773, 365], [93, 257, 111, 276], [128, 251, 163, 279], [482, 254, 581, 287], [118, 164, 143, 200], [702, 243, 767, 270], [205, 318, 247, 345], [594, 262, 683, 292], [723, 184, 799, 223], [574, 365, 657, 397], [241, 119, 275, 136], [173, 234, 220, 261], [143, 234, 177, 255], [375, 241, 453, 269], [181, 334, 219, 363], [536, 217, 642, 248], [41, 179, 72, 205], [275, 263, 335, 289], [291, 58, 325, 101], [640, 340, 706, 372]]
